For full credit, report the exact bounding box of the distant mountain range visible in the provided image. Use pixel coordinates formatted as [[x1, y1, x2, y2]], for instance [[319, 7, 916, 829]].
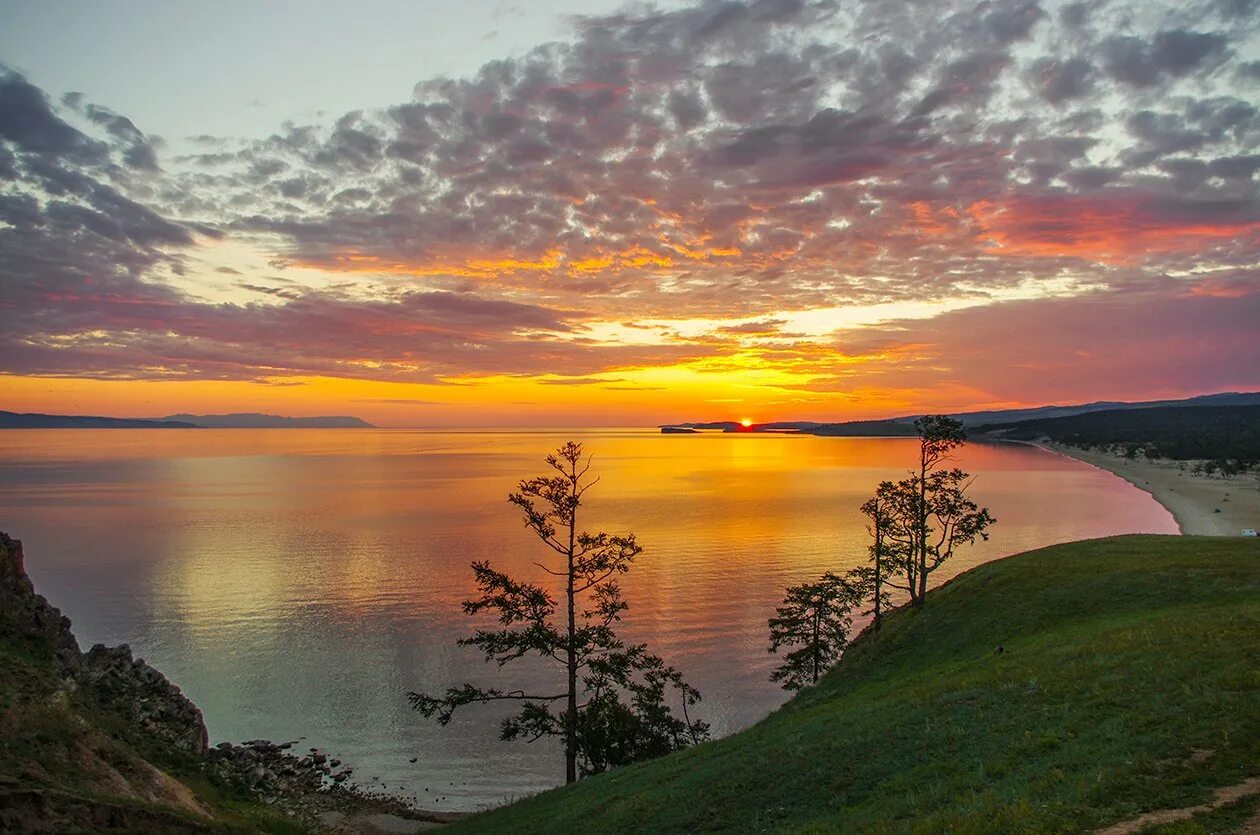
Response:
[[661, 392, 1260, 436], [159, 413, 373, 428], [0, 411, 373, 429], [0, 412, 198, 429], [914, 391, 1260, 427]]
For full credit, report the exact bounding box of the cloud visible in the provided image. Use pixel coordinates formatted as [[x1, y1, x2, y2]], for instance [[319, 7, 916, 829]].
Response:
[[1100, 30, 1230, 88], [538, 376, 626, 385], [716, 318, 789, 335], [1026, 57, 1095, 104], [821, 279, 1260, 405], [0, 72, 107, 163], [970, 193, 1260, 261], [1, 0, 1258, 404], [351, 398, 443, 405]]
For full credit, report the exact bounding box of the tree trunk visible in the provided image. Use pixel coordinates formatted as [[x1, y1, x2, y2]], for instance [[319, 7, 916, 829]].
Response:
[[873, 519, 882, 627], [916, 454, 928, 606], [811, 607, 820, 684], [564, 481, 578, 784]]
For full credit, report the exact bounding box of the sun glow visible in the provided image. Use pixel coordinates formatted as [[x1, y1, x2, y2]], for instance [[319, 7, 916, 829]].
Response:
[[740, 418, 753, 427]]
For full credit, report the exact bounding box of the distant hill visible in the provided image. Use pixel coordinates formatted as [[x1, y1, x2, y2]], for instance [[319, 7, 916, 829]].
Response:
[[0, 411, 196, 429], [661, 391, 1260, 435], [808, 419, 918, 437], [160, 413, 373, 428], [0, 410, 374, 429], [659, 418, 917, 436], [909, 391, 1260, 427], [978, 404, 1260, 461], [660, 421, 825, 432]]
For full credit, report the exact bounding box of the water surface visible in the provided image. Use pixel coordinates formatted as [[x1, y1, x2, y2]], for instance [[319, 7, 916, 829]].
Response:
[[0, 429, 1177, 809]]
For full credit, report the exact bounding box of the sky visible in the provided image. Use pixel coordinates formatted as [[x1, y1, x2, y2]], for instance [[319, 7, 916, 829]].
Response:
[[1, 0, 1258, 427]]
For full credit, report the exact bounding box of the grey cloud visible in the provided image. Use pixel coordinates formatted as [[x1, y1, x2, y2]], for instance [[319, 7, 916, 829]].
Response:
[[1236, 60, 1260, 81], [0, 70, 107, 163], [1214, 0, 1257, 16], [1058, 2, 1089, 28], [1101, 30, 1229, 87], [1026, 57, 1094, 104], [237, 283, 303, 299], [0, 145, 16, 180], [1061, 165, 1120, 189], [1152, 30, 1230, 75], [82, 103, 162, 172], [984, 0, 1044, 42]]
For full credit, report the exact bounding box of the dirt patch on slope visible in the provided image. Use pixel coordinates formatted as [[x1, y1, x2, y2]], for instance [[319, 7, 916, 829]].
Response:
[[1094, 777, 1260, 834]]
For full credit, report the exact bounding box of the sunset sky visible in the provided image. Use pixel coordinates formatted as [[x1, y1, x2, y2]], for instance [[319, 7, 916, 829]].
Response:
[[1, 0, 1258, 427]]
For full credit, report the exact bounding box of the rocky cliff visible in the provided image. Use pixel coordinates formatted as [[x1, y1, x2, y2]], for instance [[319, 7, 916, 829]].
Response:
[[0, 530, 82, 669], [0, 531, 209, 756], [0, 531, 445, 833]]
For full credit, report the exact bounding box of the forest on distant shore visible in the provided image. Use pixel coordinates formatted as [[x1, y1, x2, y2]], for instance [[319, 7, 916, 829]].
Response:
[[980, 405, 1260, 467]]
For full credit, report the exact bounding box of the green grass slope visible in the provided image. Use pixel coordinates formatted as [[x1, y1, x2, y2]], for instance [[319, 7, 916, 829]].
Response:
[[455, 535, 1260, 834]]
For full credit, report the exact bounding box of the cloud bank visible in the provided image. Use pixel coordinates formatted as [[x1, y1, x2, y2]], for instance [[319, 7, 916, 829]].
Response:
[[2, 0, 1258, 413]]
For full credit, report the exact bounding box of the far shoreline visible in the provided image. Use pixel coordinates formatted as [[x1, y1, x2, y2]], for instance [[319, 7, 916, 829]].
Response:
[[1007, 439, 1258, 537]]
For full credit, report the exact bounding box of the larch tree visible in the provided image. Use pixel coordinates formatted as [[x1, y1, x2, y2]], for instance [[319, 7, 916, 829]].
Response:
[[858, 487, 898, 628], [767, 570, 867, 690], [863, 417, 996, 608], [408, 442, 708, 784], [910, 415, 969, 604]]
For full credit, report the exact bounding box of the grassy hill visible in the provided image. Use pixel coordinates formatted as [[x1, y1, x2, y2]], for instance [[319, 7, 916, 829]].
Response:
[[454, 536, 1260, 833]]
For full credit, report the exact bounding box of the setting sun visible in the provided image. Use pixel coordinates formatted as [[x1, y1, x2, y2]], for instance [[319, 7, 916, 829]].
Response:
[[740, 418, 753, 427]]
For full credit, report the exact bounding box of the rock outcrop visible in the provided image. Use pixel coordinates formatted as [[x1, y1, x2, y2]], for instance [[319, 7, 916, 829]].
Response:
[[0, 530, 81, 670], [0, 531, 208, 755], [78, 643, 209, 755], [0, 531, 448, 831]]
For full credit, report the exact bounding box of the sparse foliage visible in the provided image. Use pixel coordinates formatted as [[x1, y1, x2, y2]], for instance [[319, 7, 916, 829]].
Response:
[[861, 416, 996, 609], [859, 489, 899, 628], [408, 442, 708, 783], [768, 570, 867, 690]]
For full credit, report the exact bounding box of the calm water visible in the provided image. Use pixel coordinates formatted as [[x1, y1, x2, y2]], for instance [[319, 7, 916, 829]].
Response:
[[0, 429, 1177, 809]]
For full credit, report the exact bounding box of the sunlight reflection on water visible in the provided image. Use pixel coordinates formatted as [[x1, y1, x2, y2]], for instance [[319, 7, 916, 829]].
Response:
[[0, 428, 1177, 809]]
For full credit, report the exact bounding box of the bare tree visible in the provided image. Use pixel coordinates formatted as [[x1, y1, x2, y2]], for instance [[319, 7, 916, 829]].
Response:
[[408, 442, 708, 783]]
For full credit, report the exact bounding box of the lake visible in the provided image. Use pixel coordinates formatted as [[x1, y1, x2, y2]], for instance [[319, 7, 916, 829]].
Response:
[[0, 428, 1178, 810]]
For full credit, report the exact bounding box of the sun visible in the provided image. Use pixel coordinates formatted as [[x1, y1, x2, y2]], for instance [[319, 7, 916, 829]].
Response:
[[740, 418, 753, 427]]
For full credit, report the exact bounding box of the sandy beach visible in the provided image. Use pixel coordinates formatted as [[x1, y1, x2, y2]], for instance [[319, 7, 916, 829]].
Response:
[[1037, 442, 1260, 536]]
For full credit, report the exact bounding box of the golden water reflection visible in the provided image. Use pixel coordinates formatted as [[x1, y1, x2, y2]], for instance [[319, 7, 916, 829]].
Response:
[[0, 429, 1177, 808]]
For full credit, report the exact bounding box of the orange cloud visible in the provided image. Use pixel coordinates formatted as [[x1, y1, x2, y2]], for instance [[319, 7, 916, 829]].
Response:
[[1184, 277, 1260, 298], [969, 196, 1260, 262], [908, 201, 954, 237], [296, 241, 742, 279]]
